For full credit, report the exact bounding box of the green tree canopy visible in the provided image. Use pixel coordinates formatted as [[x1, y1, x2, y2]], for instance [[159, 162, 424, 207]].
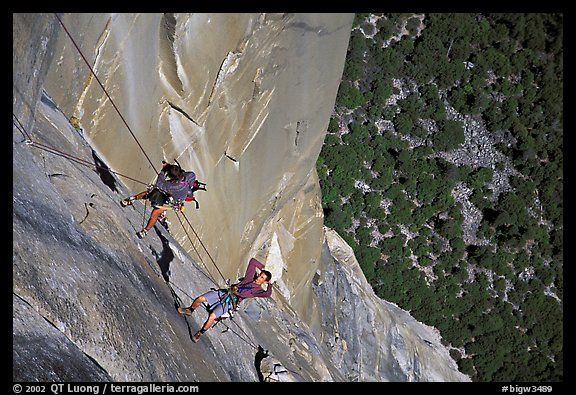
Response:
[[433, 119, 465, 151]]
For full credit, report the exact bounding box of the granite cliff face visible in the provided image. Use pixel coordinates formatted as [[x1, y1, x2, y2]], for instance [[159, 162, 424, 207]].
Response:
[[13, 13, 470, 382]]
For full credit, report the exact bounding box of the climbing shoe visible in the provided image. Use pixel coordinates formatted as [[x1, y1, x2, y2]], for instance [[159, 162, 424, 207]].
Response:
[[136, 229, 147, 239], [192, 330, 203, 343], [178, 306, 194, 316], [120, 197, 134, 207]]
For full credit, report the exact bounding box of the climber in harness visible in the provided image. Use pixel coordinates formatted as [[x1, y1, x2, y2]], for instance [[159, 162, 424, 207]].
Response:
[[158, 178, 207, 231], [178, 257, 273, 343], [120, 161, 197, 238]]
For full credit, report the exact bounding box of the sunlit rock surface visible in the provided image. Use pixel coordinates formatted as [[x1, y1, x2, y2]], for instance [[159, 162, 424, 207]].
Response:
[[13, 13, 469, 382]]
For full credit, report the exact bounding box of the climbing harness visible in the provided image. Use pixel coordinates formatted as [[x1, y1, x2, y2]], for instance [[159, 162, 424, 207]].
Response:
[[146, 185, 186, 212], [217, 280, 243, 314]]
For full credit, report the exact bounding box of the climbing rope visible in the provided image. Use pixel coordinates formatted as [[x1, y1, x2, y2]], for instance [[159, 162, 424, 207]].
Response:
[[172, 214, 261, 351], [15, 109, 261, 350], [13, 113, 149, 189], [217, 319, 259, 350], [15, 110, 227, 290], [173, 211, 220, 286], [50, 12, 228, 284], [50, 12, 227, 284], [53, 12, 157, 175], [16, 14, 268, 351], [174, 210, 227, 284]]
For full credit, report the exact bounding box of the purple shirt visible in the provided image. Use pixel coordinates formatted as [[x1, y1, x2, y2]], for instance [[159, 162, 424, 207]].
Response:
[[155, 170, 196, 201], [233, 258, 272, 300]]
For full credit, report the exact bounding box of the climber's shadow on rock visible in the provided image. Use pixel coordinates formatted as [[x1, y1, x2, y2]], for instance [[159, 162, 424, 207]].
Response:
[[91, 150, 119, 193], [254, 346, 268, 382], [149, 229, 198, 342], [254, 346, 298, 382], [151, 227, 174, 283]]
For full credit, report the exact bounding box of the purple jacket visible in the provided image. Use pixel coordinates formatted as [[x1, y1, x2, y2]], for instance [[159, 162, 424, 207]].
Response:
[[155, 170, 196, 201], [233, 258, 272, 300]]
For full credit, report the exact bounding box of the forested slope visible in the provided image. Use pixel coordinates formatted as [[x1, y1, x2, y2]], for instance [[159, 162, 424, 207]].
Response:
[[317, 13, 563, 381]]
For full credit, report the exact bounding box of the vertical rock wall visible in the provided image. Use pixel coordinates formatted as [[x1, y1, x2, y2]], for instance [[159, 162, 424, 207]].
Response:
[[42, 13, 353, 318]]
